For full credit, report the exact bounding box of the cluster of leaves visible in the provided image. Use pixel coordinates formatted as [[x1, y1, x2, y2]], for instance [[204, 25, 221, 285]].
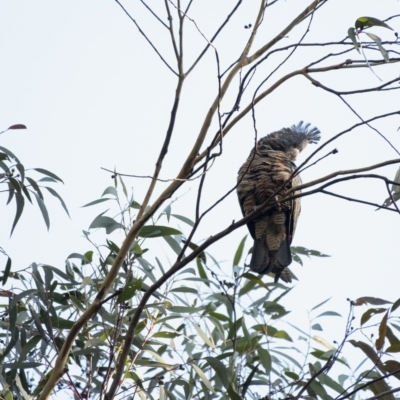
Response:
[[0, 124, 69, 236], [1, 180, 399, 400], [1, 125, 69, 302]]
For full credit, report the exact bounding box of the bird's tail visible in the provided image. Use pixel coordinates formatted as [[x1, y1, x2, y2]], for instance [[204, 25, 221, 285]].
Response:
[[249, 239, 269, 274]]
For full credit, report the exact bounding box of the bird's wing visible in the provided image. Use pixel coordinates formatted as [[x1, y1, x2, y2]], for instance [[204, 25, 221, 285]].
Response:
[[288, 172, 302, 244]]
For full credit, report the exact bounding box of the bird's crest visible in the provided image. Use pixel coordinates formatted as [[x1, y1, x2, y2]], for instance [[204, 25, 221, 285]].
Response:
[[289, 121, 321, 144]]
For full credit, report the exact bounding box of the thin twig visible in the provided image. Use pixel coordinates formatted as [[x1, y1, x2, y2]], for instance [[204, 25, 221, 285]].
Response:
[[114, 0, 178, 76]]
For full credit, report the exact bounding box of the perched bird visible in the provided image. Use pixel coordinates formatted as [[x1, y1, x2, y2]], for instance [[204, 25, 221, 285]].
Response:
[[237, 122, 321, 283]]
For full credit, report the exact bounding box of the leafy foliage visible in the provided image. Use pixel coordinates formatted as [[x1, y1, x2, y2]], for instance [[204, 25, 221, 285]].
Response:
[[1, 181, 399, 400], [1, 124, 69, 288], [0, 125, 69, 236]]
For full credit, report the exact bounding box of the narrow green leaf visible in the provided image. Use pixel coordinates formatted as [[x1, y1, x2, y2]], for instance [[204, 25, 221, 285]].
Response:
[[33, 168, 64, 183], [192, 364, 215, 393], [2, 257, 12, 285], [196, 258, 209, 285], [184, 240, 206, 263], [348, 27, 359, 53], [10, 192, 24, 236], [171, 213, 194, 227], [242, 317, 251, 344], [81, 198, 112, 207], [10, 289, 37, 309], [17, 335, 43, 366], [163, 236, 182, 256], [6, 182, 15, 205], [376, 311, 388, 351], [171, 287, 198, 294], [0, 145, 20, 162], [365, 32, 389, 61], [15, 163, 25, 183], [386, 325, 400, 346], [45, 187, 70, 217], [152, 332, 180, 339], [138, 225, 181, 238], [257, 348, 271, 374], [311, 297, 332, 312], [349, 340, 381, 365], [32, 369, 53, 396], [21, 184, 32, 203], [190, 321, 214, 348], [26, 176, 43, 199], [33, 193, 50, 230], [9, 176, 21, 193], [2, 362, 42, 369], [391, 297, 400, 312], [205, 357, 228, 389], [233, 235, 247, 267], [0, 327, 19, 361], [118, 175, 128, 198], [355, 16, 393, 31]]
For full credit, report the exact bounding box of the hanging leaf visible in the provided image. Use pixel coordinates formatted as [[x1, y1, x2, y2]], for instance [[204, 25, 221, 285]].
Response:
[[205, 357, 229, 389], [10, 192, 24, 236], [45, 187, 70, 217], [33, 193, 50, 230], [355, 17, 393, 31], [257, 348, 272, 374], [365, 33, 389, 62], [2, 257, 12, 285], [191, 364, 215, 393], [190, 320, 215, 348], [348, 27, 359, 53]]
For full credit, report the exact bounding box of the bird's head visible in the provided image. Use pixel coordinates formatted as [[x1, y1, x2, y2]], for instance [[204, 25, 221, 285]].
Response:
[[259, 121, 321, 160]]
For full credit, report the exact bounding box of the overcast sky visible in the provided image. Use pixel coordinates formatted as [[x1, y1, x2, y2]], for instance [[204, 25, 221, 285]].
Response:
[[1, 0, 400, 374]]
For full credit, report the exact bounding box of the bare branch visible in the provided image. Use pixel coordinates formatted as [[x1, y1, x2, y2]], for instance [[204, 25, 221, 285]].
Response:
[[115, 0, 178, 76], [186, 0, 244, 75], [164, 0, 180, 61], [139, 0, 168, 29], [298, 111, 400, 174], [321, 190, 398, 212]]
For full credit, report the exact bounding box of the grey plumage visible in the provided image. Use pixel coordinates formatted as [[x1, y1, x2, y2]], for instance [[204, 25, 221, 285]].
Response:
[[237, 121, 321, 283]]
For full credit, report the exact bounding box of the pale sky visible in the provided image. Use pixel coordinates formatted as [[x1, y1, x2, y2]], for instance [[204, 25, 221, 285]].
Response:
[[1, 0, 400, 385]]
